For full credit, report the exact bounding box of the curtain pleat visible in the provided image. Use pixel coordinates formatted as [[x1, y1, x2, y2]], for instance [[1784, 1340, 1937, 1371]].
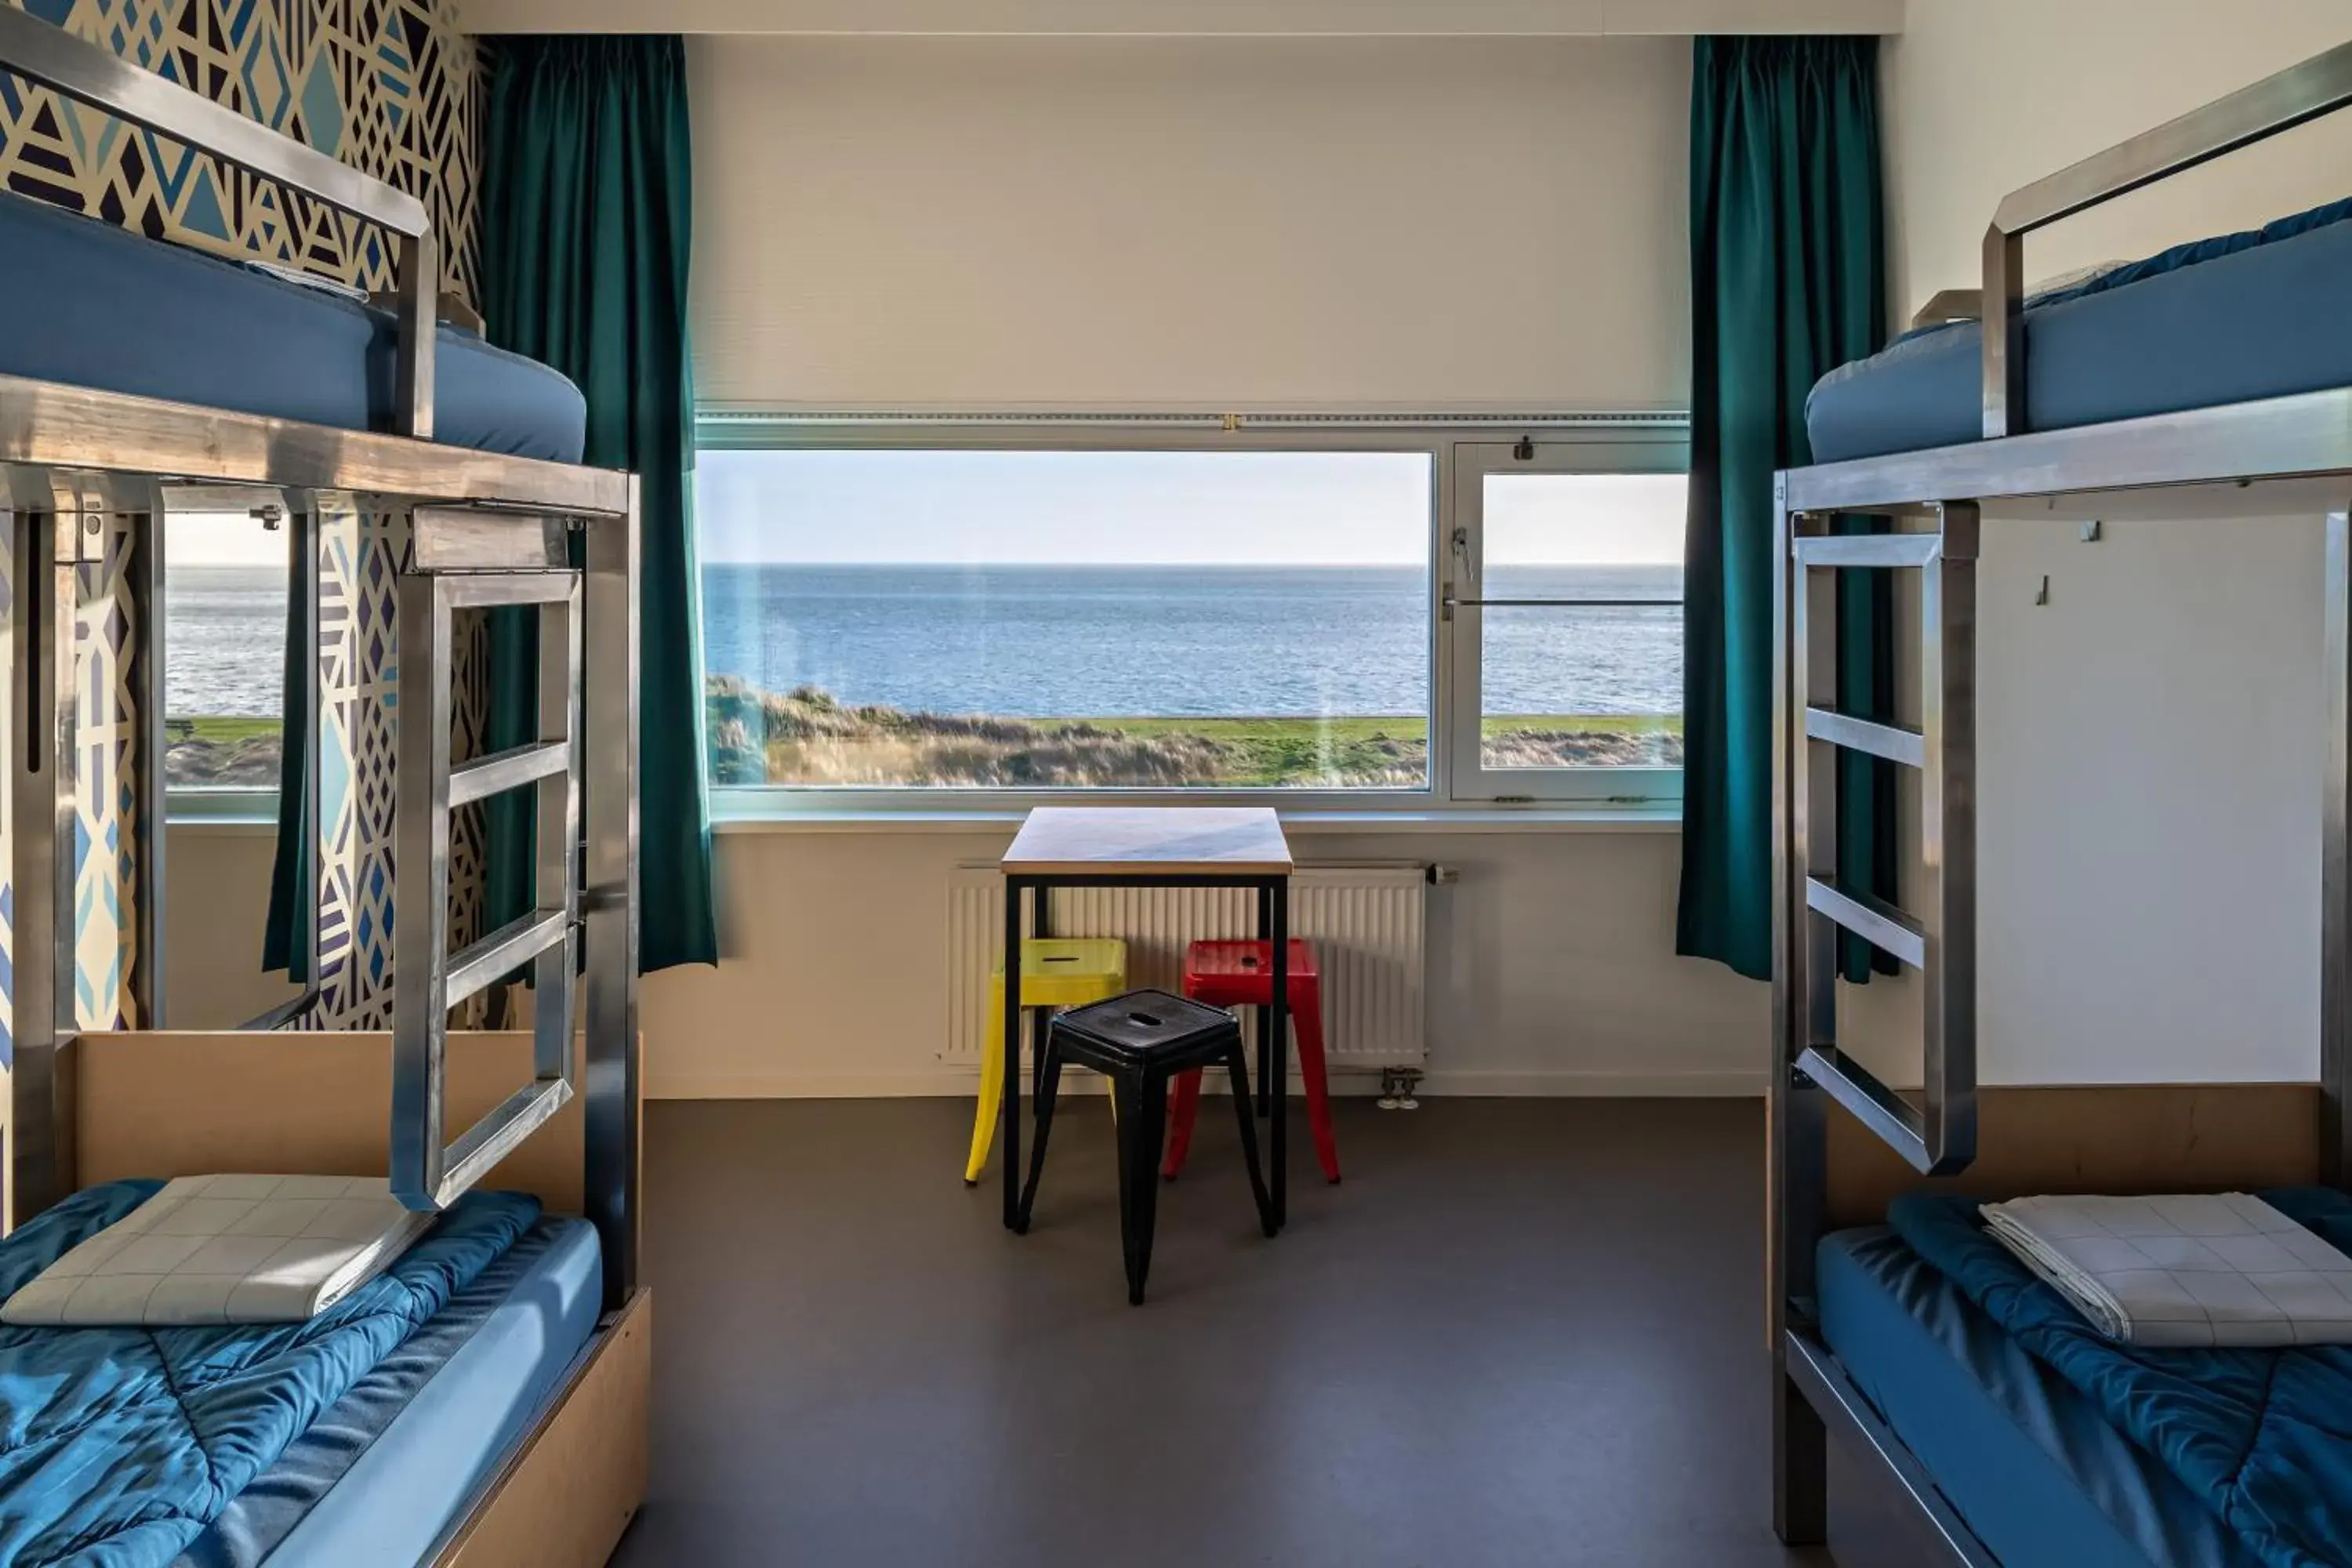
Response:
[[479, 34, 718, 973], [1675, 35, 1895, 983]]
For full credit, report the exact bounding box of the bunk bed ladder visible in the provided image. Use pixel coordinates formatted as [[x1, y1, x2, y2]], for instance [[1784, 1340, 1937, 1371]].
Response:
[[1784, 503, 1980, 1180], [390, 507, 583, 1211]]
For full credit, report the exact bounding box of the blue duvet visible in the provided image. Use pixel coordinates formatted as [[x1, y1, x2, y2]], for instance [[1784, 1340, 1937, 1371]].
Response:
[[1891, 1189, 2352, 1568], [0, 1180, 536, 1567]]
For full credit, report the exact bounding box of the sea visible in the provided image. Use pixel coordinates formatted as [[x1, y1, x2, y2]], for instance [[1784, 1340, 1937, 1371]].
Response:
[[167, 563, 1684, 721]]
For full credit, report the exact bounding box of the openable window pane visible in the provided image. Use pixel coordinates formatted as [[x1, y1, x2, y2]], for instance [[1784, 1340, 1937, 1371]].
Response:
[[166, 514, 291, 788], [698, 449, 1433, 789], [1479, 473, 1684, 771]]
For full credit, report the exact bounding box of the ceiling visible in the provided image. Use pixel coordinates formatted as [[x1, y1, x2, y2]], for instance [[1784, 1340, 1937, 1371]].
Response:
[[456, 0, 1904, 37]]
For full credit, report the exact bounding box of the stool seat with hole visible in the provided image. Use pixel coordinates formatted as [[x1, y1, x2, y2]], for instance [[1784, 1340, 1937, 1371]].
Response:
[[1016, 989, 1275, 1303]]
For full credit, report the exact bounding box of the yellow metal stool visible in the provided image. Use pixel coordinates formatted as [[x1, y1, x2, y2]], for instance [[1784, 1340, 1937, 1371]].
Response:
[[965, 938, 1128, 1185]]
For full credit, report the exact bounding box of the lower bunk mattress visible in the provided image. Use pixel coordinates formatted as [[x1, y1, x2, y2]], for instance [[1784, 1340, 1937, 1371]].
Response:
[[1819, 1190, 2352, 1568], [0, 1182, 602, 1568]]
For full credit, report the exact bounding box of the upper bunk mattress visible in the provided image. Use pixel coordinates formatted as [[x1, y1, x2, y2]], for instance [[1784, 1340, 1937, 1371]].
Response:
[[1806, 197, 2352, 463], [0, 191, 586, 464]]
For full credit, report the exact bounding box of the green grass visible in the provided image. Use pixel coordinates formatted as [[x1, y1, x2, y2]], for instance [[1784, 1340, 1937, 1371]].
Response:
[[1070, 713, 1680, 742], [1060, 713, 1679, 787], [167, 715, 282, 744]]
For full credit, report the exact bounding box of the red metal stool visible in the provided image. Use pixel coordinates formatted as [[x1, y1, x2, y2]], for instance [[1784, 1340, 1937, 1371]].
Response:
[[1166, 939, 1341, 1185]]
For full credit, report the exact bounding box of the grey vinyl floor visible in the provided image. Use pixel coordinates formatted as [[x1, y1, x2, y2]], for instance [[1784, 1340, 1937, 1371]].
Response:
[[610, 1097, 1859, 1568]]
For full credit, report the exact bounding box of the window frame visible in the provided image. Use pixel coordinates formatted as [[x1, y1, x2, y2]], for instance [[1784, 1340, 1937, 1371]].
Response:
[[1446, 437, 1690, 806], [700, 414, 1692, 821]]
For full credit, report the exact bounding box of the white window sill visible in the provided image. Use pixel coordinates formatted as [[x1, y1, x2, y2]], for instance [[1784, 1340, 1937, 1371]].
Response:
[[169, 798, 1683, 836], [707, 804, 1681, 835]]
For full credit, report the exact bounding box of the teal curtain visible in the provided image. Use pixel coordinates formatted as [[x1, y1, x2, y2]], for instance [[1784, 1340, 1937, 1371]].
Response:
[[262, 518, 314, 984], [1675, 36, 1896, 984], [480, 35, 717, 972]]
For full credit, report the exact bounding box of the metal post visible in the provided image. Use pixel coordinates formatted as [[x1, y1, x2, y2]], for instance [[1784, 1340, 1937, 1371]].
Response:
[[130, 511, 165, 1029], [532, 576, 583, 1089], [10, 508, 78, 1225], [394, 228, 438, 443], [1921, 503, 1980, 1166], [1981, 226, 2026, 440], [583, 487, 642, 1308], [1771, 488, 1828, 1545], [2325, 510, 2352, 1187], [390, 569, 456, 1200]]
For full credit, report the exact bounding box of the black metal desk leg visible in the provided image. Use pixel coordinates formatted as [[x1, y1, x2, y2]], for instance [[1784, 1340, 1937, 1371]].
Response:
[[1003, 877, 1027, 1232], [1269, 873, 1290, 1230], [1254, 884, 1274, 1116], [1031, 882, 1054, 1099]]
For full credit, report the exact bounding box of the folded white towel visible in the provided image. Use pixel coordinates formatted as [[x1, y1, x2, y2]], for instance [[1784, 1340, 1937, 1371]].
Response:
[[1982, 1193, 2352, 1348], [1, 1174, 434, 1327]]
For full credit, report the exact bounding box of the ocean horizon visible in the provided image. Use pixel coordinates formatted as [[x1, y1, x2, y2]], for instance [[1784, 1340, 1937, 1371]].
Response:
[[167, 561, 1685, 723]]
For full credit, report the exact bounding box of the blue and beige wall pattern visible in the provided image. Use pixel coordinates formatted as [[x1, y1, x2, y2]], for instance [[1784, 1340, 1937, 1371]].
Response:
[[0, 0, 482, 305], [0, 0, 486, 1102]]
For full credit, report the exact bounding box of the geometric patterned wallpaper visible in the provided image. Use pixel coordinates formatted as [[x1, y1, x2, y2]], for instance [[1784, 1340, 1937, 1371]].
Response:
[[0, 0, 482, 1058], [0, 0, 481, 307], [0, 3, 486, 1214]]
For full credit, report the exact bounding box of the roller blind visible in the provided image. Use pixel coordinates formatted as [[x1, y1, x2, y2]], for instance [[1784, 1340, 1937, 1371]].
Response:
[[688, 34, 1690, 411]]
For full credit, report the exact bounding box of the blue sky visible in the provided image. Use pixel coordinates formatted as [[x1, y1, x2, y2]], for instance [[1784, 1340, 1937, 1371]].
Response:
[[696, 449, 1686, 567], [168, 449, 1690, 569]]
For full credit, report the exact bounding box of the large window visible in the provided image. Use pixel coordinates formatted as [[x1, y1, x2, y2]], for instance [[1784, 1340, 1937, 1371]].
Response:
[[696, 428, 1686, 808]]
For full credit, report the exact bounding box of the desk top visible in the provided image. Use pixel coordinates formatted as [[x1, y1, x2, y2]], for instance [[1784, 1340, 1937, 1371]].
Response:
[[1001, 807, 1294, 877]]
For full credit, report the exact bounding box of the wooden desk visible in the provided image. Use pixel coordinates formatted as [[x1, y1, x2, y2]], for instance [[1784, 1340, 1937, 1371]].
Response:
[[999, 807, 1296, 1232]]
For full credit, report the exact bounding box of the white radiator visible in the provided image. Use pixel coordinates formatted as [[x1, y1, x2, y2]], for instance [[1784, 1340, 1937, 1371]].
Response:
[[944, 865, 1427, 1076]]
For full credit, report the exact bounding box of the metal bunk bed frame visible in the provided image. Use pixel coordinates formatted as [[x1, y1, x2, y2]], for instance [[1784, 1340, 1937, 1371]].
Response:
[[1771, 41, 2352, 1564], [0, 9, 642, 1312]]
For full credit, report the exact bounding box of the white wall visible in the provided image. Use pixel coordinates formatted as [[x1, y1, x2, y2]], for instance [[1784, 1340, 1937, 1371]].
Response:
[[1883, 0, 2352, 321], [162, 822, 1766, 1094], [644, 825, 1761, 1096], [164, 825, 303, 1028], [688, 34, 1690, 410], [1841, 2, 2352, 1087]]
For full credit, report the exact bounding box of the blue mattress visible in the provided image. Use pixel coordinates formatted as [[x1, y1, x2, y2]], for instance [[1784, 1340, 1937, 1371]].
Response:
[[0, 191, 586, 463], [1819, 1226, 2262, 1568], [1806, 197, 2352, 463], [174, 1215, 603, 1568]]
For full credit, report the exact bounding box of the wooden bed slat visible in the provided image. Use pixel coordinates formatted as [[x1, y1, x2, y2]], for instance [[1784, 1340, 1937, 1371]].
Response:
[[1824, 1083, 2323, 1229], [68, 1031, 586, 1213]]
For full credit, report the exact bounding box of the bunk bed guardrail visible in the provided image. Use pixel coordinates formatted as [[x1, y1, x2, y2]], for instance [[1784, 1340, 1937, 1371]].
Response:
[[0, 13, 641, 1303], [1772, 37, 2352, 1563], [1981, 37, 2352, 441], [0, 4, 438, 441]]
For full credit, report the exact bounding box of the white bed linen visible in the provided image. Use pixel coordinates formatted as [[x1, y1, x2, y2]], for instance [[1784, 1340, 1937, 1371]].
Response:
[[1982, 1192, 2352, 1348], [1, 1174, 432, 1327]]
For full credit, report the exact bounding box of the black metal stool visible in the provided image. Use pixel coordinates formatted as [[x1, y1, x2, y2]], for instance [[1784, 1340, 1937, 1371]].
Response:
[[1015, 989, 1276, 1303]]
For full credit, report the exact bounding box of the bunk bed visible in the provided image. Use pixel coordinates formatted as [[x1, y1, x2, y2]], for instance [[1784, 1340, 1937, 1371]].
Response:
[[0, 12, 646, 1567], [1769, 40, 2352, 1568]]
